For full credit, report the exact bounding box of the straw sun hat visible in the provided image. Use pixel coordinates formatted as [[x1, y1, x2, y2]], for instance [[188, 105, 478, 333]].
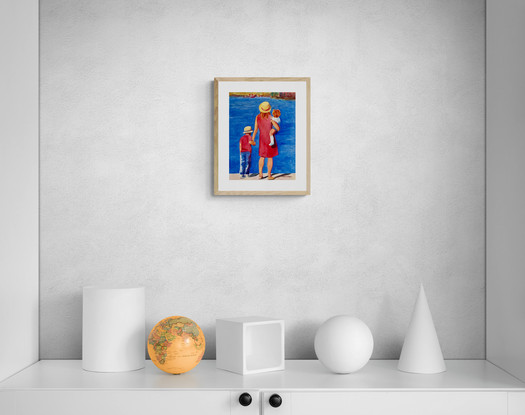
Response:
[[243, 126, 253, 134], [259, 101, 271, 113]]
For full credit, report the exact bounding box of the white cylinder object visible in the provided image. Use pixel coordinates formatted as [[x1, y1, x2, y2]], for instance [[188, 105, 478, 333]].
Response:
[[314, 315, 374, 374], [82, 286, 145, 372]]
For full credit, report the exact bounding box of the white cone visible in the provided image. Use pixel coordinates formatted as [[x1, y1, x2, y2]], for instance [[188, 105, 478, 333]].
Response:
[[398, 284, 446, 374]]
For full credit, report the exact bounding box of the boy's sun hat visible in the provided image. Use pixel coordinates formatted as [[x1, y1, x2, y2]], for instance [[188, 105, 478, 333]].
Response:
[[243, 126, 253, 133], [259, 101, 271, 113]]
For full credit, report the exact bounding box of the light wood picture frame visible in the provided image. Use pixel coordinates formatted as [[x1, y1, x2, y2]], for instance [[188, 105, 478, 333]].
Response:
[[214, 77, 310, 195]]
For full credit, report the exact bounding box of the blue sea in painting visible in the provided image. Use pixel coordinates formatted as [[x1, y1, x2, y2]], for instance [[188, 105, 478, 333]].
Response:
[[229, 96, 296, 175]]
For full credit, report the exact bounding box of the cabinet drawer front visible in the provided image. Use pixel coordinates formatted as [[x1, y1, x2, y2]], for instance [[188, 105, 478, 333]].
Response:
[[9, 391, 231, 415], [509, 392, 525, 415], [289, 392, 507, 415]]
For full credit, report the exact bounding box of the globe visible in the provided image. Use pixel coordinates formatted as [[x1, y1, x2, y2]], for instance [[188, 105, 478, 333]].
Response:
[[314, 315, 373, 374], [148, 316, 205, 374]]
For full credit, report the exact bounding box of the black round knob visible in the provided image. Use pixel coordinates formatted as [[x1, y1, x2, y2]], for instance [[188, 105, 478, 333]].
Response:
[[239, 392, 252, 407], [269, 394, 282, 408]]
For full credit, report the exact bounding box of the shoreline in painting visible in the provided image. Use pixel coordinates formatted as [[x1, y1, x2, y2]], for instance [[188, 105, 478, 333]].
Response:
[[229, 92, 296, 100]]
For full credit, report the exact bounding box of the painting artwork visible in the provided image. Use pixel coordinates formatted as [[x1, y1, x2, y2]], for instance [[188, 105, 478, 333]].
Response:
[[214, 78, 310, 195], [229, 92, 296, 181]]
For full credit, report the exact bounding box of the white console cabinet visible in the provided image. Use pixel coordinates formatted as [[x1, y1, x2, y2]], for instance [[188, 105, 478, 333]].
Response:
[[285, 392, 506, 415], [1, 360, 524, 415]]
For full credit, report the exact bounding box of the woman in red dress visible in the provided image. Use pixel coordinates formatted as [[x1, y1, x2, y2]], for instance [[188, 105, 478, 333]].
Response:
[[253, 101, 280, 180]]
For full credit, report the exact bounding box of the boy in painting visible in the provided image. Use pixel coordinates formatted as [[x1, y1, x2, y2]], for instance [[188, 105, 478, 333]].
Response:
[[269, 109, 281, 147], [239, 126, 256, 178]]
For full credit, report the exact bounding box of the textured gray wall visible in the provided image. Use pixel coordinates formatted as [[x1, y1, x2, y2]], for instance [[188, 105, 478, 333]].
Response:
[[40, 0, 485, 359]]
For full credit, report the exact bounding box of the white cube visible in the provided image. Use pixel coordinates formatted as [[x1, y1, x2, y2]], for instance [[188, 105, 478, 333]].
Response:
[[216, 316, 285, 375]]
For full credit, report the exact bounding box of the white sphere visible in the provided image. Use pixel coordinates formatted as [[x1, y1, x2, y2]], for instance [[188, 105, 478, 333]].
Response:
[[314, 315, 374, 374]]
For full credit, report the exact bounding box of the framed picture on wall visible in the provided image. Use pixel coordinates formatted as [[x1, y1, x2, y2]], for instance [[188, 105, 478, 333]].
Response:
[[214, 77, 310, 195]]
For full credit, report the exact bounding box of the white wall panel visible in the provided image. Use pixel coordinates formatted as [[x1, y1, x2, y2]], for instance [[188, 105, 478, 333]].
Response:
[[487, 0, 525, 382], [0, 0, 39, 381]]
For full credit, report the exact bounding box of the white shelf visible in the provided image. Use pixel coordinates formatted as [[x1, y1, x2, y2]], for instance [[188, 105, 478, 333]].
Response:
[[1, 360, 524, 392]]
